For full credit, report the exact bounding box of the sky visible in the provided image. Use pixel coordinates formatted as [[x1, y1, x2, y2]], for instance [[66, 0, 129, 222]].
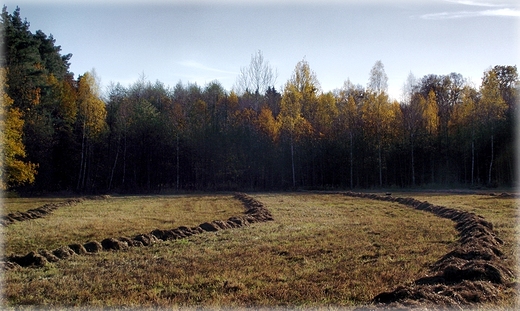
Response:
[[3, 0, 519, 101]]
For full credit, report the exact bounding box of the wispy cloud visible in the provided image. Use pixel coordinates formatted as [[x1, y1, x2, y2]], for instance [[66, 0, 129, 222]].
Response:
[[418, 1, 520, 20], [420, 7, 520, 19], [179, 60, 238, 75], [444, 0, 507, 7]]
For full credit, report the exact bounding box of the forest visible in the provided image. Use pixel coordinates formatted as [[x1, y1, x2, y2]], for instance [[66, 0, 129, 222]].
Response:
[[1, 7, 518, 193]]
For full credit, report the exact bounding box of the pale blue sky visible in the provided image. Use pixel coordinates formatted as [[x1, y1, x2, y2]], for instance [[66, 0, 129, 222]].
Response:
[[4, 0, 519, 100]]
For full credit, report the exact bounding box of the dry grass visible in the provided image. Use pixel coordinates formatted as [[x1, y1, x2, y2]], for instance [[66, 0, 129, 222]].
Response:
[[1, 197, 70, 214], [391, 191, 519, 279], [2, 194, 244, 255], [2, 192, 462, 308]]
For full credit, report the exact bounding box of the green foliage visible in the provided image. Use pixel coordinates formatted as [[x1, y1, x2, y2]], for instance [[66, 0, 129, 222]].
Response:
[[1, 6, 517, 192]]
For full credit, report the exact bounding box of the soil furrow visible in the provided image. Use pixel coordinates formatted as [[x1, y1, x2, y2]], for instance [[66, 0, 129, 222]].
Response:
[[0, 195, 110, 226], [342, 191, 515, 310], [1, 193, 273, 270]]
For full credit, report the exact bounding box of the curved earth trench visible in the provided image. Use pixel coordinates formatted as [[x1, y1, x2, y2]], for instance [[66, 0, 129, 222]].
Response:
[[1, 193, 273, 269], [0, 195, 110, 226], [2, 191, 515, 309], [341, 191, 516, 310]]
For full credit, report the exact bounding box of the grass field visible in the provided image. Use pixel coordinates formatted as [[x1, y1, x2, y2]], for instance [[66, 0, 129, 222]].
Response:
[[392, 191, 519, 278], [2, 194, 244, 255], [1, 192, 517, 309], [2, 197, 72, 214]]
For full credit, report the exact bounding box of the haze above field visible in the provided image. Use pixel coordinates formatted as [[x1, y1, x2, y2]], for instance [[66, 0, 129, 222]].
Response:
[[5, 0, 519, 100]]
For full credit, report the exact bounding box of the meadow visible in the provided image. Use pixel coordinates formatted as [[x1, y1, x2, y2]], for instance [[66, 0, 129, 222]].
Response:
[[1, 192, 517, 309]]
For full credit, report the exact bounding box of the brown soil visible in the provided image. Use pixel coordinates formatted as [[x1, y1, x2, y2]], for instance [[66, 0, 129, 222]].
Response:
[[83, 241, 103, 253], [2, 193, 273, 269], [68, 243, 88, 255], [344, 191, 516, 310], [52, 246, 76, 259], [101, 238, 128, 251]]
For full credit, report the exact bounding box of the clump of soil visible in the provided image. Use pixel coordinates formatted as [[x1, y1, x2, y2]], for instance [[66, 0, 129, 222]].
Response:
[[52, 246, 76, 259], [234, 192, 274, 222], [68, 243, 88, 255], [198, 222, 220, 232], [344, 191, 516, 309], [83, 241, 103, 253], [7, 251, 48, 268], [38, 250, 60, 262], [101, 238, 128, 251], [133, 234, 159, 246]]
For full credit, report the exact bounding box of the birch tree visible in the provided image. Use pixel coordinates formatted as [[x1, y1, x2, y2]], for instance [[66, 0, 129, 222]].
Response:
[[362, 91, 393, 187], [401, 93, 423, 186], [368, 60, 388, 95], [234, 50, 277, 110], [337, 80, 362, 189], [479, 69, 507, 185], [279, 59, 317, 188], [364, 61, 392, 186], [76, 71, 106, 191], [451, 85, 479, 185]]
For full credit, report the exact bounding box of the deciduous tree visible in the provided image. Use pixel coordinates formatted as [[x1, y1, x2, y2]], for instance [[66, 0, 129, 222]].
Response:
[[479, 69, 507, 185], [234, 50, 277, 100], [279, 59, 318, 188], [368, 60, 388, 95], [0, 68, 37, 189], [76, 71, 107, 191]]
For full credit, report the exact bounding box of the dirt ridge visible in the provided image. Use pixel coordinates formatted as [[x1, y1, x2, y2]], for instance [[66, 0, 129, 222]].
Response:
[[343, 191, 516, 310], [1, 195, 111, 226], [1, 193, 273, 270]]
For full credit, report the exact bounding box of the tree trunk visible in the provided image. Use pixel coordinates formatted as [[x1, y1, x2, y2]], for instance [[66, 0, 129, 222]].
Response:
[[488, 134, 494, 185], [147, 153, 151, 191], [77, 121, 86, 191], [378, 142, 382, 187], [349, 131, 353, 189], [108, 143, 119, 191], [291, 135, 296, 188], [471, 138, 475, 186], [122, 133, 127, 186], [431, 153, 435, 184], [411, 135, 415, 186], [176, 132, 180, 190], [80, 142, 89, 191]]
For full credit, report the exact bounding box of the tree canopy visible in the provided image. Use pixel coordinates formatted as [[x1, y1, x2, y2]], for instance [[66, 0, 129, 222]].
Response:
[[1, 7, 517, 193]]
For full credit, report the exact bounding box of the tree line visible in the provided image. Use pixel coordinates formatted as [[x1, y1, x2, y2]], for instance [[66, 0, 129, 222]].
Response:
[[1, 7, 517, 193]]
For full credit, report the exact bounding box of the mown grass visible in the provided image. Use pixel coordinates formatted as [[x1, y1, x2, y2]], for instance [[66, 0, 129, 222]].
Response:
[[2, 193, 463, 308], [2, 194, 244, 255]]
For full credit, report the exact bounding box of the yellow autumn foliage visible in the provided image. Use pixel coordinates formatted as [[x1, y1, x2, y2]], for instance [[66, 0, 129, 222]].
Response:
[[0, 68, 38, 190]]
